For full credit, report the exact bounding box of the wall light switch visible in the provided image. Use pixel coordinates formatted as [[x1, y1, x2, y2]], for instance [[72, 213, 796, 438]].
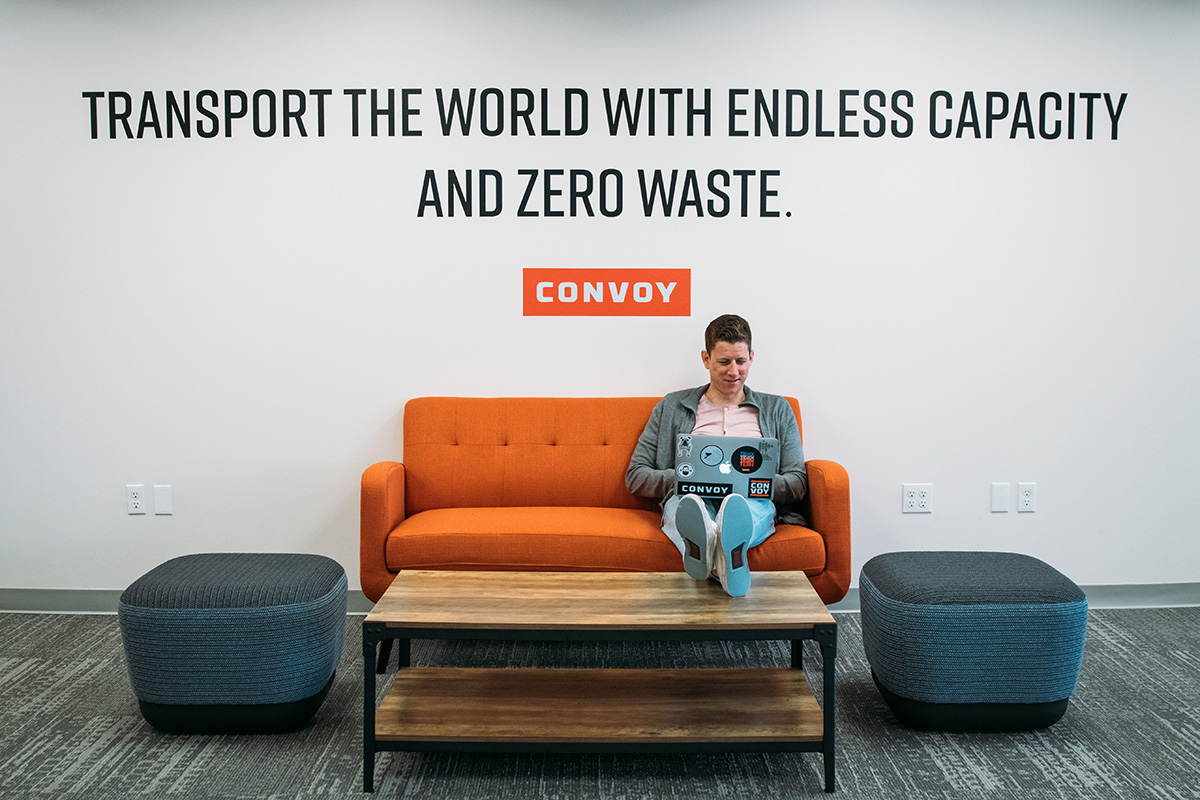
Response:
[[153, 485, 173, 515], [991, 482, 1010, 513]]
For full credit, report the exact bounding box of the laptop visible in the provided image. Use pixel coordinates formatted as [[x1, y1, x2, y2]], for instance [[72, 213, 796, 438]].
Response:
[[674, 433, 780, 501]]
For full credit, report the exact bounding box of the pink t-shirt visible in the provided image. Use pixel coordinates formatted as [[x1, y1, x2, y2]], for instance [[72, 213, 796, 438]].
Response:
[[691, 394, 762, 436]]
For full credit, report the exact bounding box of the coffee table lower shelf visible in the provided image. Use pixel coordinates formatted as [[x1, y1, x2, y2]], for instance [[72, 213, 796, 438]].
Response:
[[375, 666, 824, 749]]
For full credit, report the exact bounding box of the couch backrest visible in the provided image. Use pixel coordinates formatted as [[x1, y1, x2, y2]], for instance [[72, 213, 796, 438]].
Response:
[[402, 396, 802, 514]]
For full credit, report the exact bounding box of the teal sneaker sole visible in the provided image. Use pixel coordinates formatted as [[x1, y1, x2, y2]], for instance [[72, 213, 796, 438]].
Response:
[[676, 495, 712, 581], [719, 495, 753, 596]]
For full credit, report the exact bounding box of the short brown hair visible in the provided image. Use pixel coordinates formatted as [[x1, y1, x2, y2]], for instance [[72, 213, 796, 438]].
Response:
[[704, 314, 752, 352]]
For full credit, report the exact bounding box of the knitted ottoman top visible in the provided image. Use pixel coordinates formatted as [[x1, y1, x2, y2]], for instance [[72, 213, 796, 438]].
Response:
[[861, 551, 1085, 606], [119, 553, 346, 609]]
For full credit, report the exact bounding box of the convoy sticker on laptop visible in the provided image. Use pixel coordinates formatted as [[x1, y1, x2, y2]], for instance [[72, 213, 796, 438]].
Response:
[[674, 433, 780, 500]]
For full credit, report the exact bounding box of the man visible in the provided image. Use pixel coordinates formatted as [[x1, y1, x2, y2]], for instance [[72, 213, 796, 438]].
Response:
[[625, 314, 808, 596]]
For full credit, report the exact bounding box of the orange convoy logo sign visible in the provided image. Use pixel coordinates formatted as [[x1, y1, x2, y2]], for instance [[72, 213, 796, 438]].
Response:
[[522, 268, 691, 316]]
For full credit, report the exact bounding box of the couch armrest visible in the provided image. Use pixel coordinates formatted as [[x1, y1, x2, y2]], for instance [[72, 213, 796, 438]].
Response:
[[804, 459, 852, 604], [361, 461, 406, 604]]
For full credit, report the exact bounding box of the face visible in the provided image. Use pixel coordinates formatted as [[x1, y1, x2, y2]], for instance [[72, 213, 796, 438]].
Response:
[[702, 340, 754, 402]]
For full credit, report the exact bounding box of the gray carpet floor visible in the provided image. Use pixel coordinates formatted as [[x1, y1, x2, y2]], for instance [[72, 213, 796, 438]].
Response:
[[0, 607, 1197, 799]]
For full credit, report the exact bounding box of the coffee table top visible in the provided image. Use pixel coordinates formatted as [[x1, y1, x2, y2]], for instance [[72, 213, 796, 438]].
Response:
[[366, 570, 834, 633]]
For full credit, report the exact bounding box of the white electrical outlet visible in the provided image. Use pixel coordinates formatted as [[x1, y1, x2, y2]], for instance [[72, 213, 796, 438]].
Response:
[[126, 484, 146, 515], [903, 483, 933, 513], [1018, 482, 1037, 512]]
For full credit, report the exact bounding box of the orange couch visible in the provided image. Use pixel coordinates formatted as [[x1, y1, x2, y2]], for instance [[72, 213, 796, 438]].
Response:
[[360, 396, 851, 605]]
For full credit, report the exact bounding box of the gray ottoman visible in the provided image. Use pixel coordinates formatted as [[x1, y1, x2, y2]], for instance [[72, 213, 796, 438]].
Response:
[[860, 551, 1087, 731], [118, 553, 347, 734]]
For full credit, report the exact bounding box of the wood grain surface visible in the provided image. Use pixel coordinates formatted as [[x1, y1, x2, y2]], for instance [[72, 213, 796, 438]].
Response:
[[376, 667, 824, 743], [366, 570, 834, 632]]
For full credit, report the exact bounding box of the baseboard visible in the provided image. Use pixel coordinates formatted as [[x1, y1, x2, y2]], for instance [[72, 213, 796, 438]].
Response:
[[0, 588, 376, 615], [1, 583, 1197, 614], [825, 583, 1200, 613]]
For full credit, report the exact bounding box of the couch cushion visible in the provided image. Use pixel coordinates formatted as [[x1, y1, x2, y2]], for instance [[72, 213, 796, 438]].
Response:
[[386, 507, 680, 571], [747, 524, 828, 575], [385, 507, 828, 575]]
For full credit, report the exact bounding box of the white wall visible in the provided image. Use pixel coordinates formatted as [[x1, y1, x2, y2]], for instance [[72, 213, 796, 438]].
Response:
[[2, 0, 1197, 592]]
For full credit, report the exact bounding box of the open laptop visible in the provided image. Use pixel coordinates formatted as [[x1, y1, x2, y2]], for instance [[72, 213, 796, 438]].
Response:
[[674, 433, 780, 500]]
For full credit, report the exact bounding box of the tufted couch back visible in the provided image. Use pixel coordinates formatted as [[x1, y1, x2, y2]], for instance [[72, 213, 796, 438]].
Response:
[[401, 395, 802, 515]]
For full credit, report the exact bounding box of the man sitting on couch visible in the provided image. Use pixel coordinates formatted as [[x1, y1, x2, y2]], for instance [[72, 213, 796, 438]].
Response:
[[625, 314, 809, 597]]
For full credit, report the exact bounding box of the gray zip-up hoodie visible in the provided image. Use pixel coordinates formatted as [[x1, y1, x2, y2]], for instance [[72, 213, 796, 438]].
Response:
[[625, 384, 808, 525]]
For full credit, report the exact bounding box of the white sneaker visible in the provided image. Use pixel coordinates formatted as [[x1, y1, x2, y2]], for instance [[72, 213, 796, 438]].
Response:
[[675, 494, 715, 581], [714, 494, 752, 596]]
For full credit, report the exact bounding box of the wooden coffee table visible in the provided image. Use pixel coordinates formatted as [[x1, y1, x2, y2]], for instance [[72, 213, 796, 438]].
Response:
[[362, 570, 837, 793]]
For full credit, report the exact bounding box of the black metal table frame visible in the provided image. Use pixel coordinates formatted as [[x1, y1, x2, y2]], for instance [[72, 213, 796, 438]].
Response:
[[362, 620, 837, 793]]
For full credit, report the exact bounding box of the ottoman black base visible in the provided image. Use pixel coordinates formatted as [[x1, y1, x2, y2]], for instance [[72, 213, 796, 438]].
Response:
[[138, 672, 337, 735], [872, 671, 1070, 732]]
